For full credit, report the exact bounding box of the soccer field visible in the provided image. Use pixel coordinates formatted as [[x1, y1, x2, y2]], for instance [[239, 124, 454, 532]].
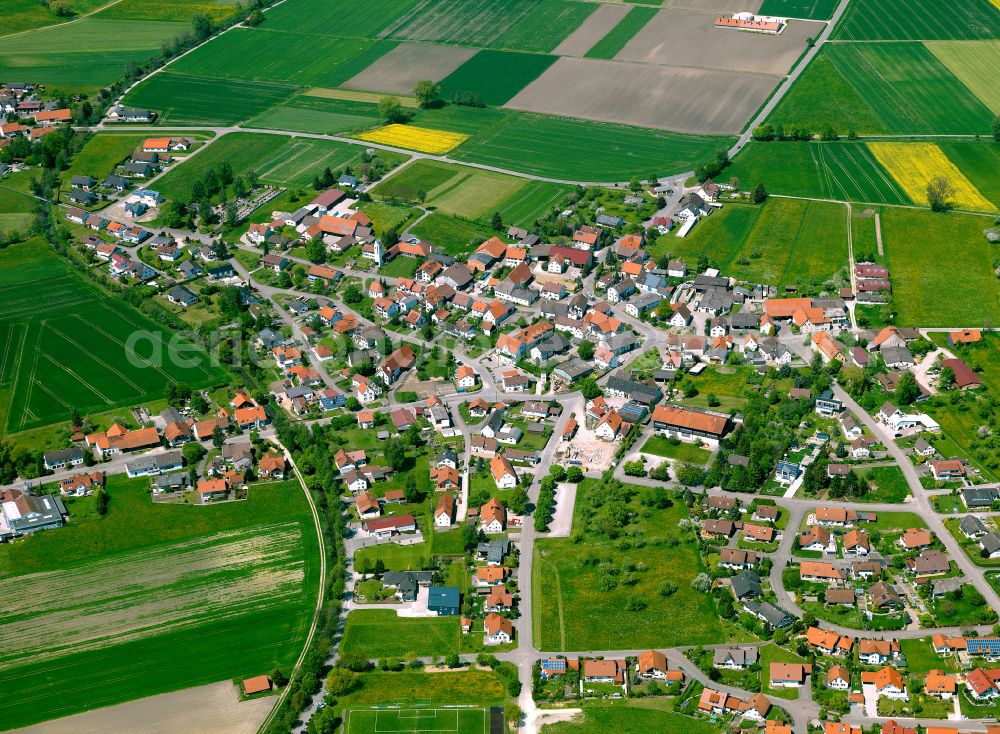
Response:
[[347, 706, 491, 734]]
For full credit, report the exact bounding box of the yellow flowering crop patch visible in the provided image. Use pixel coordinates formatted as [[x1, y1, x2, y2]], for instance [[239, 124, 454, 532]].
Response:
[[868, 142, 996, 212], [355, 124, 468, 154]]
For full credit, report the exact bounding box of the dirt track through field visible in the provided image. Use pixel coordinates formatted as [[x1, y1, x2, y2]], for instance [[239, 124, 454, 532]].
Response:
[[342, 42, 476, 95], [9, 681, 273, 734], [616, 9, 815, 75], [504, 56, 779, 135], [552, 3, 631, 56]]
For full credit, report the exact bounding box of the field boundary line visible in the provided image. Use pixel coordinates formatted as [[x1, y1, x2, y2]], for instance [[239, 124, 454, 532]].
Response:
[[256, 439, 328, 734]]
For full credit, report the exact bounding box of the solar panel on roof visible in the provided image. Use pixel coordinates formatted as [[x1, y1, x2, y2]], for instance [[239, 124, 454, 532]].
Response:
[[967, 638, 1000, 654]]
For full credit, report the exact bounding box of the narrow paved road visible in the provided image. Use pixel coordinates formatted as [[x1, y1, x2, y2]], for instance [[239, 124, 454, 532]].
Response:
[[728, 0, 851, 158]]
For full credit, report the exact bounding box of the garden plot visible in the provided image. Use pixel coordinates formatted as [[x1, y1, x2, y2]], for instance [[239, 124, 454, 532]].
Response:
[[552, 3, 630, 56], [504, 57, 779, 135], [615, 8, 815, 75], [343, 43, 476, 95]]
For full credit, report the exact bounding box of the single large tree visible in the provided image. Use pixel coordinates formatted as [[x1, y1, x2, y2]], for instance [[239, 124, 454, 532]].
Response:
[[927, 176, 956, 212], [413, 80, 440, 109]]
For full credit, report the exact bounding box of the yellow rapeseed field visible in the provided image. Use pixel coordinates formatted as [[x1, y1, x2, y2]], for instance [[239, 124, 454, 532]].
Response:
[[868, 142, 996, 212], [355, 124, 468, 154]]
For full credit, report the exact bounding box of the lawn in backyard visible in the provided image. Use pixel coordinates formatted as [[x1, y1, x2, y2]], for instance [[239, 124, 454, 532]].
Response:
[[533, 479, 724, 651], [900, 638, 958, 675], [882, 207, 1000, 326], [640, 436, 711, 465], [833, 0, 1000, 40], [439, 50, 557, 106], [758, 643, 808, 700], [0, 239, 227, 433], [652, 198, 848, 288], [123, 72, 297, 125], [726, 142, 910, 205], [0, 476, 319, 730]]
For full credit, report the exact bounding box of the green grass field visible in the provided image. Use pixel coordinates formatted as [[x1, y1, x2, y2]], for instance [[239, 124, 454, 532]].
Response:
[[373, 159, 568, 225], [584, 6, 659, 59], [882, 207, 1000, 326], [439, 50, 556, 106], [652, 199, 848, 287], [0, 186, 35, 235], [833, 0, 1000, 40], [341, 610, 461, 658], [728, 142, 910, 205], [769, 43, 994, 134], [409, 213, 496, 256], [123, 72, 297, 125], [382, 0, 596, 53], [927, 40, 1000, 114], [265, 0, 419, 38], [154, 132, 399, 202], [170, 28, 383, 87], [0, 239, 227, 433], [1, 0, 111, 35], [0, 17, 188, 93], [347, 707, 488, 734], [533, 480, 724, 651], [97, 0, 239, 22], [63, 133, 154, 180], [0, 476, 319, 730], [758, 0, 838, 19], [640, 436, 711, 464], [541, 700, 720, 734], [244, 92, 732, 180], [829, 43, 994, 134], [440, 108, 731, 180], [858, 466, 911, 503]]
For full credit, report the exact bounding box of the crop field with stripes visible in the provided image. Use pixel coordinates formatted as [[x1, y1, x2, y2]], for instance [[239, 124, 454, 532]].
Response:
[[0, 240, 226, 433], [0, 477, 320, 729]]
